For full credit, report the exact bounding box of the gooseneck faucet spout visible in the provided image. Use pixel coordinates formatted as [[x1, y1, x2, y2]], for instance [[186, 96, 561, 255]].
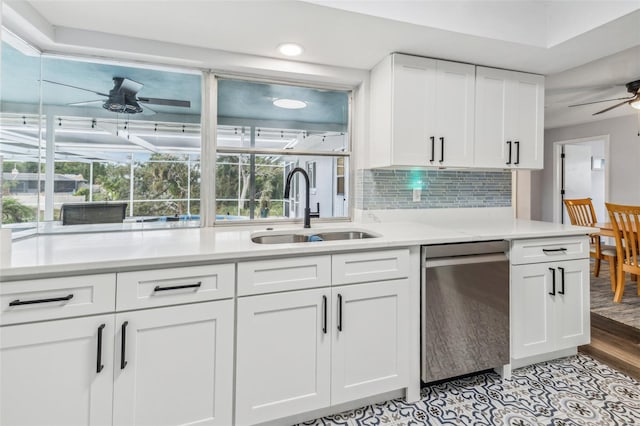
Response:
[[284, 167, 311, 228]]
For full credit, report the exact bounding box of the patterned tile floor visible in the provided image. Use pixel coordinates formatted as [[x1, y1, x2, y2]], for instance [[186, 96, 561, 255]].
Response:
[[300, 354, 640, 425]]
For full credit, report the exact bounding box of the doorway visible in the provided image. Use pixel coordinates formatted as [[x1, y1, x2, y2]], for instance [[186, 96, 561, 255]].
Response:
[[553, 136, 609, 224]]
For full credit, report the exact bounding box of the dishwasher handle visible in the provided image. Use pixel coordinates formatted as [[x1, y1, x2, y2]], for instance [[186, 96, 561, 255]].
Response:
[[424, 253, 507, 268]]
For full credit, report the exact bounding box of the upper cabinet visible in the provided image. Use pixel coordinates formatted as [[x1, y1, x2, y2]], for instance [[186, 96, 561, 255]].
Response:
[[370, 54, 475, 168], [369, 54, 544, 170], [475, 67, 545, 169]]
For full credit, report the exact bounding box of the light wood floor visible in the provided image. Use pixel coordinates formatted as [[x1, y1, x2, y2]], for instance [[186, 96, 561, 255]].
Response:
[[579, 312, 640, 381]]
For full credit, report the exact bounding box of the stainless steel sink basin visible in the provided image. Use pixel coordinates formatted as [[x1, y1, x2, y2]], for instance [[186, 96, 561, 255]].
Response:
[[251, 229, 379, 244]]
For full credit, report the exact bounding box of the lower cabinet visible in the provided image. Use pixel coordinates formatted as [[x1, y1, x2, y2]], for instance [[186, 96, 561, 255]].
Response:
[[1, 300, 234, 426], [235, 280, 409, 426], [113, 300, 234, 426], [0, 315, 116, 426], [511, 259, 590, 359]]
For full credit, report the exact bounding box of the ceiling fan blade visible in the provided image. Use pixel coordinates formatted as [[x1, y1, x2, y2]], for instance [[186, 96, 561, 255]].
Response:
[[137, 97, 191, 108], [140, 104, 157, 116], [42, 79, 109, 97], [568, 96, 635, 107], [67, 100, 103, 106], [592, 99, 634, 116]]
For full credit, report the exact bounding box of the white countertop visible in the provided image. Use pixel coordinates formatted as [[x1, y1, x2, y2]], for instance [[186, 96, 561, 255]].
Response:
[[1, 218, 591, 281]]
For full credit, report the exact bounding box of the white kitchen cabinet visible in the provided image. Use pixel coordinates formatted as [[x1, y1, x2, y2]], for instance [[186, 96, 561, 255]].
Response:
[[235, 288, 332, 426], [511, 259, 590, 359], [370, 53, 475, 168], [0, 315, 115, 426], [113, 300, 234, 426], [475, 66, 544, 169], [331, 279, 409, 404]]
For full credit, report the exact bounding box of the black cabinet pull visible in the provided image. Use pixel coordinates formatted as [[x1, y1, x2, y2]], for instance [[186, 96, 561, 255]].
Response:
[[96, 324, 105, 373], [542, 248, 567, 253], [337, 294, 343, 332], [120, 321, 129, 370], [439, 137, 445, 163], [153, 282, 202, 292], [514, 141, 520, 165], [429, 136, 435, 162], [9, 294, 73, 306], [558, 267, 565, 295], [506, 141, 512, 165], [322, 295, 327, 334], [548, 268, 556, 296]]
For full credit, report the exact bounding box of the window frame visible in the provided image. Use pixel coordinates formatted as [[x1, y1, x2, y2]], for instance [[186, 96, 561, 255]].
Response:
[[210, 74, 353, 227]]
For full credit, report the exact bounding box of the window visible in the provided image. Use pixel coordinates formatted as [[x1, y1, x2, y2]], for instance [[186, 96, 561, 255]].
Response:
[[215, 78, 350, 222], [1, 34, 202, 233]]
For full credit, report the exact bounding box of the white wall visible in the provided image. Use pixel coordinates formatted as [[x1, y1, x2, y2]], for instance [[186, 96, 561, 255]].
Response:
[[533, 114, 640, 222]]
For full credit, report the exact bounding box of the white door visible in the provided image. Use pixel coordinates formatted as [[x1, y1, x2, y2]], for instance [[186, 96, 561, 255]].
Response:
[[113, 300, 234, 426], [562, 144, 593, 224], [511, 264, 555, 359], [0, 315, 115, 426], [435, 60, 475, 167], [509, 72, 544, 169], [474, 67, 510, 168], [392, 55, 437, 166], [331, 280, 409, 404], [553, 259, 590, 350], [235, 288, 331, 425]]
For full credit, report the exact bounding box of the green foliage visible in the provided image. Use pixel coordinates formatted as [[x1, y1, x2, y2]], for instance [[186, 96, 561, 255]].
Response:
[[2, 198, 35, 223]]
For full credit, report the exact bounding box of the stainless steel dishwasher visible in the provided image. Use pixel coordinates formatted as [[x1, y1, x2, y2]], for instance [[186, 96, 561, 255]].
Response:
[[421, 241, 509, 383]]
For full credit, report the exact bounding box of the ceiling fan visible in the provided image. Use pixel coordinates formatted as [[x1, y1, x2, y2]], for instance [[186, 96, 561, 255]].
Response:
[[569, 79, 640, 115], [42, 77, 191, 114]]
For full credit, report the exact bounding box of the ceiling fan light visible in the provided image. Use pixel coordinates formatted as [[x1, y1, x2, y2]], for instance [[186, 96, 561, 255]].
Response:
[[631, 99, 640, 110], [273, 98, 307, 109]]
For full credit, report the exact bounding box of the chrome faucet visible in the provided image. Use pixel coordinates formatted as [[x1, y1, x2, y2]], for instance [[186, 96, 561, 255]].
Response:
[[284, 167, 311, 228]]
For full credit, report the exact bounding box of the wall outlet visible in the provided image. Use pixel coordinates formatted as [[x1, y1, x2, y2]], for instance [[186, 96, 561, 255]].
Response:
[[413, 188, 421, 202]]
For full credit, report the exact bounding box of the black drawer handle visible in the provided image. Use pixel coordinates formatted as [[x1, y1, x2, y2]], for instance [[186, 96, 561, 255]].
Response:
[[548, 268, 556, 296], [337, 294, 343, 332], [506, 141, 512, 165], [96, 323, 105, 373], [439, 137, 445, 163], [9, 294, 74, 306], [542, 248, 567, 253], [514, 141, 520, 165], [558, 267, 565, 295], [121, 321, 129, 370], [429, 136, 435, 162], [153, 282, 202, 292], [322, 295, 327, 334]]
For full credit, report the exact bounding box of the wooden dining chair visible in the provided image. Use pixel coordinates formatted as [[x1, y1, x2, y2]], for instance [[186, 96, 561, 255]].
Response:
[[564, 198, 617, 291], [605, 202, 640, 303]]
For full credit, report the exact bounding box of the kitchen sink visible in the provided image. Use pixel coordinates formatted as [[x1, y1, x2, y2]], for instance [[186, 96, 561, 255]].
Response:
[[251, 229, 379, 244]]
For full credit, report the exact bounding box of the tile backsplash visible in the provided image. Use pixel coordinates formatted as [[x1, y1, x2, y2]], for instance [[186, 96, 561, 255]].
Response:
[[356, 169, 512, 209]]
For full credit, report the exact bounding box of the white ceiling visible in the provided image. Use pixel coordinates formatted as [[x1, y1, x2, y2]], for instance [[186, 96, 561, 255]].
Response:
[[3, 0, 640, 129]]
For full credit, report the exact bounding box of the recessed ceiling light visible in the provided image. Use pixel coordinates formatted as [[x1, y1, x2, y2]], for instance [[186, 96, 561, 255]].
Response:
[[278, 43, 304, 57], [273, 98, 307, 109]]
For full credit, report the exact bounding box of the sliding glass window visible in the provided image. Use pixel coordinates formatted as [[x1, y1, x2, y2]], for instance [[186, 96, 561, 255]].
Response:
[[216, 78, 351, 223]]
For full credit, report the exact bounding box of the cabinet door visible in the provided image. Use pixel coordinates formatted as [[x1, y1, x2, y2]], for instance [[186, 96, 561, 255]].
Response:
[[509, 71, 544, 169], [474, 66, 511, 168], [391, 54, 437, 166], [511, 264, 555, 359], [331, 280, 409, 404], [236, 288, 331, 425], [553, 259, 590, 350], [113, 300, 233, 426], [1, 315, 114, 426], [435, 60, 475, 167]]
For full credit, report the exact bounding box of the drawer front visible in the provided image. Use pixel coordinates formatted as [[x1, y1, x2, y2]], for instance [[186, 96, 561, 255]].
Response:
[[1, 274, 116, 325], [238, 256, 331, 296], [511, 236, 589, 265], [332, 249, 410, 285], [116, 264, 234, 310]]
